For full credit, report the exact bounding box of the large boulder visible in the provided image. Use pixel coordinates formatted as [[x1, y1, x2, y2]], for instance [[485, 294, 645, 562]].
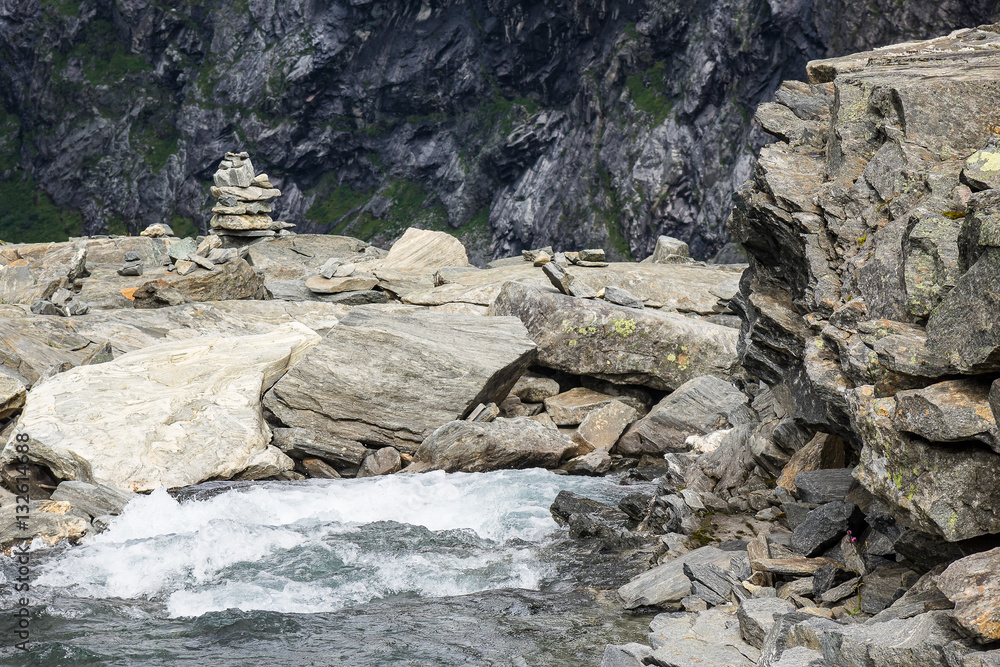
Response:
[[617, 375, 748, 454], [407, 418, 576, 473], [379, 227, 470, 272], [264, 308, 536, 454], [492, 282, 738, 390], [0, 324, 319, 492], [618, 546, 735, 609], [937, 547, 1000, 643], [647, 609, 757, 667]]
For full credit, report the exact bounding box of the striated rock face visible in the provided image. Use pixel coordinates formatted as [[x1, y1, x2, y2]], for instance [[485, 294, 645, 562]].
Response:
[[730, 23, 1000, 541], [2, 1, 997, 260]]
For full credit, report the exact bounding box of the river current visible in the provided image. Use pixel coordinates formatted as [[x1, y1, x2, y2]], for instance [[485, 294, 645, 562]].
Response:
[[0, 469, 652, 666]]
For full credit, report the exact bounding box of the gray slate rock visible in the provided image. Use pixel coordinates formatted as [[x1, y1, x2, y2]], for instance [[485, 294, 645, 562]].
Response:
[[937, 546, 1000, 643], [550, 490, 642, 550], [738, 597, 796, 649], [648, 609, 758, 666], [618, 546, 736, 608], [791, 501, 865, 556], [794, 468, 856, 504], [618, 375, 748, 454], [265, 309, 536, 454], [492, 282, 738, 391], [603, 285, 644, 309], [600, 643, 653, 667], [819, 610, 962, 666], [50, 480, 136, 518], [408, 417, 575, 473], [771, 647, 830, 667], [356, 447, 402, 478], [648, 235, 691, 261]]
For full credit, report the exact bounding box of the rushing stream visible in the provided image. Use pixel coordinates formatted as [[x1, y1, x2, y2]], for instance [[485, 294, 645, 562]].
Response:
[[1, 469, 652, 666]]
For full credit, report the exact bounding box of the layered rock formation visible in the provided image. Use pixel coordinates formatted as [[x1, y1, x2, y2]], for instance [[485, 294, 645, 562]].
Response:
[[2, 1, 998, 261]]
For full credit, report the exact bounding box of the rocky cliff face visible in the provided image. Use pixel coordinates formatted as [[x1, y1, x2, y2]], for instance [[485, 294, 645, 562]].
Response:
[[731, 23, 1000, 542], [1, 0, 997, 262]]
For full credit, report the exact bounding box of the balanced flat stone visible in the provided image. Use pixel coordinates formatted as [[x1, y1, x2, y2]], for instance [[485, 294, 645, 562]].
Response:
[[264, 308, 536, 454], [379, 227, 470, 272], [304, 275, 379, 294]]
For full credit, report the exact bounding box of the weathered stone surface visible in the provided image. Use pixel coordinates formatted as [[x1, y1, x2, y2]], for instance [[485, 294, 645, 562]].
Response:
[[600, 643, 653, 667], [927, 248, 1000, 372], [549, 490, 643, 550], [852, 385, 1000, 541], [791, 502, 865, 556], [603, 286, 644, 309], [300, 458, 341, 479], [793, 468, 855, 504], [543, 261, 597, 298], [265, 308, 536, 454], [304, 275, 379, 294], [379, 228, 470, 272], [49, 480, 135, 518], [408, 418, 574, 473], [771, 647, 829, 667], [648, 609, 757, 666], [618, 375, 748, 454], [777, 433, 845, 493], [356, 447, 402, 478], [739, 597, 796, 649], [544, 387, 616, 426], [493, 282, 738, 391], [860, 564, 919, 614], [0, 374, 26, 419], [572, 400, 638, 453], [140, 223, 172, 237], [618, 546, 735, 608], [0, 500, 89, 549], [511, 372, 561, 403], [647, 235, 691, 262], [137, 258, 267, 304], [271, 427, 368, 468], [938, 547, 1000, 643], [891, 379, 998, 451], [818, 610, 962, 666], [560, 447, 612, 475], [0, 324, 318, 492]]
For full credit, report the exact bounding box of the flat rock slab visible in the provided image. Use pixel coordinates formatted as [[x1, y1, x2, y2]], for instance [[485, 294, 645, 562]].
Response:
[[544, 387, 617, 426], [264, 308, 536, 454], [618, 375, 748, 454], [511, 372, 561, 403], [890, 379, 997, 451], [407, 417, 575, 473], [618, 546, 735, 608], [0, 500, 89, 550], [0, 324, 318, 492], [50, 480, 136, 518], [738, 597, 796, 649], [492, 282, 738, 391], [573, 400, 637, 452], [793, 468, 856, 504], [305, 275, 378, 294]]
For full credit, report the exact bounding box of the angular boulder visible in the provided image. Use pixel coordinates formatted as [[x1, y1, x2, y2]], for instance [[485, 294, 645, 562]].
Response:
[[618, 546, 735, 608], [379, 227, 470, 271], [407, 417, 575, 473], [937, 547, 1000, 643], [264, 308, 536, 454], [0, 324, 319, 492], [618, 375, 748, 454], [492, 282, 738, 390]]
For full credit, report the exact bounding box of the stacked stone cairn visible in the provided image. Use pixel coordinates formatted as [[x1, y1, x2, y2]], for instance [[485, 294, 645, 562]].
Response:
[[209, 152, 293, 238]]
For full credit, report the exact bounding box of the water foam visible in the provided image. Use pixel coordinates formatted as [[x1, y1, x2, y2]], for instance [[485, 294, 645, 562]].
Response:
[[33, 469, 614, 617]]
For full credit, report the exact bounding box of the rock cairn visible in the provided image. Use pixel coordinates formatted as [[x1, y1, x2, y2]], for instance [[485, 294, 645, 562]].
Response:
[[209, 152, 293, 238]]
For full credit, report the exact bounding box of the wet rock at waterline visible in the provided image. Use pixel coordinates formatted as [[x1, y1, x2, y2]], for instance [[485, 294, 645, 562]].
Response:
[[0, 324, 319, 492], [407, 418, 576, 473], [265, 308, 536, 455], [492, 282, 738, 391]]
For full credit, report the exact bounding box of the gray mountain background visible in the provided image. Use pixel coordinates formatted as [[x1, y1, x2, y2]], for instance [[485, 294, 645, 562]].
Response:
[[1, 0, 998, 263]]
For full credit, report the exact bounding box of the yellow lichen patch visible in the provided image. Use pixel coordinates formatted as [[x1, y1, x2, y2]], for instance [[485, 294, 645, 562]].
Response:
[[611, 316, 636, 338], [6, 258, 28, 268], [120, 287, 138, 300]]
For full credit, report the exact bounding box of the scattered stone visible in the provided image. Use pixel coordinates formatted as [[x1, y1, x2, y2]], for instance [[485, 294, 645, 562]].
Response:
[[550, 490, 643, 550], [49, 480, 136, 518], [304, 275, 378, 294], [467, 402, 500, 422], [793, 468, 855, 504], [618, 375, 748, 454], [522, 247, 554, 262], [532, 252, 551, 266], [301, 457, 342, 479], [684, 561, 734, 606], [579, 249, 606, 262], [408, 418, 575, 473], [544, 387, 617, 426], [542, 261, 598, 298], [0, 375, 26, 419], [738, 596, 796, 648], [561, 447, 613, 475], [271, 427, 368, 468], [647, 235, 691, 262], [791, 501, 865, 556], [117, 259, 143, 276], [207, 248, 238, 264], [30, 299, 64, 316], [603, 285, 644, 309], [188, 254, 216, 271], [139, 223, 173, 238], [168, 238, 198, 262], [860, 564, 919, 614], [776, 433, 845, 493], [572, 400, 638, 453], [175, 260, 196, 276], [511, 373, 561, 403], [357, 447, 402, 478], [600, 643, 654, 667], [618, 546, 736, 608]]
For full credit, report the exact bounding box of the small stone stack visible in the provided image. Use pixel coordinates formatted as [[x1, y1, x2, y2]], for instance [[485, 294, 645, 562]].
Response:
[[208, 152, 293, 238]]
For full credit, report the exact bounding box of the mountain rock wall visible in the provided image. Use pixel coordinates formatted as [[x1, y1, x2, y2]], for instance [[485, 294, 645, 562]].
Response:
[[1, 0, 998, 261]]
